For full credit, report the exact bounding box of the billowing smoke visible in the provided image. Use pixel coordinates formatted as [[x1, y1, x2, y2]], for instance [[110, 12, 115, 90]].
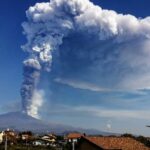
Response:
[[28, 89, 45, 118], [21, 0, 150, 118]]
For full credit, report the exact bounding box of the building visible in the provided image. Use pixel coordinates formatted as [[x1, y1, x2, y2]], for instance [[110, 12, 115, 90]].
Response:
[[3, 129, 17, 145], [21, 134, 30, 140], [66, 133, 85, 143], [19, 131, 33, 141], [41, 133, 57, 143], [32, 139, 47, 146], [77, 136, 150, 150], [0, 131, 4, 143], [5, 130, 16, 137]]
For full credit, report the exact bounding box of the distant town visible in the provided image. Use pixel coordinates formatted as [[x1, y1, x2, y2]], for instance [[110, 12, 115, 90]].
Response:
[[0, 129, 150, 150]]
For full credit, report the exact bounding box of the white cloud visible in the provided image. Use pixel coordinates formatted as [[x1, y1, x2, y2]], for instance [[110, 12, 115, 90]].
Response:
[[23, 58, 41, 70], [106, 123, 112, 131], [54, 78, 148, 96], [54, 78, 111, 92], [27, 89, 44, 119], [75, 106, 150, 120], [46, 104, 150, 120]]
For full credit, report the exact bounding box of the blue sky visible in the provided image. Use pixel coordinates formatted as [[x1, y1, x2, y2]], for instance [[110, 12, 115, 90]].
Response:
[[1, 0, 150, 136]]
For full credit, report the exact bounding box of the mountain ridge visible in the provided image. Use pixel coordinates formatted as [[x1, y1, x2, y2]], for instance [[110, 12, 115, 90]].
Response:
[[0, 111, 115, 135]]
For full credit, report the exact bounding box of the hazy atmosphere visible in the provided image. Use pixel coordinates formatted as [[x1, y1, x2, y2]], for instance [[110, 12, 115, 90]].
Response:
[[1, 0, 150, 136]]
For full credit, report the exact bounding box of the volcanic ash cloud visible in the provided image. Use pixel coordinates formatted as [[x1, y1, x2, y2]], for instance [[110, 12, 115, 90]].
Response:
[[21, 0, 150, 118]]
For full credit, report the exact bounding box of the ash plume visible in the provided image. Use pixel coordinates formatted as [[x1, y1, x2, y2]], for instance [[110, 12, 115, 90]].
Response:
[[21, 59, 41, 118], [21, 0, 150, 118]]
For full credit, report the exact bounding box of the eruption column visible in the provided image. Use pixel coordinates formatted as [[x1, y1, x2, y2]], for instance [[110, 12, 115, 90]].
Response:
[[21, 59, 41, 114], [21, 0, 150, 118]]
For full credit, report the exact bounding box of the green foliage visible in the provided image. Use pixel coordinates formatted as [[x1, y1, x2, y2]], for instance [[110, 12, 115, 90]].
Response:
[[121, 133, 135, 138], [62, 142, 72, 150], [56, 136, 64, 141], [136, 136, 150, 147], [19, 131, 33, 136], [0, 144, 56, 150], [121, 133, 150, 148]]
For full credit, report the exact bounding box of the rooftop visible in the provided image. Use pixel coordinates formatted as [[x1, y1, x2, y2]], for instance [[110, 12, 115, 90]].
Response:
[[83, 136, 150, 150], [67, 133, 84, 139]]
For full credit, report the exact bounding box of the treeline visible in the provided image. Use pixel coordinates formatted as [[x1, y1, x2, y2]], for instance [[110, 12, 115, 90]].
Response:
[[0, 145, 56, 150], [121, 133, 150, 147]]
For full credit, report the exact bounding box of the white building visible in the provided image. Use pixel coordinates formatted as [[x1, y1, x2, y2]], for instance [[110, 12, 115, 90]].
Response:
[[0, 131, 4, 143]]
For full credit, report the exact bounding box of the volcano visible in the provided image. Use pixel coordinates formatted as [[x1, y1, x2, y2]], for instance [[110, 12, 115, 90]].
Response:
[[0, 112, 113, 135], [0, 112, 74, 134]]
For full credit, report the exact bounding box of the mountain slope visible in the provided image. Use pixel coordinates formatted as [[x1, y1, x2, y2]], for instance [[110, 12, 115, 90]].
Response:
[[0, 112, 114, 135], [0, 112, 72, 133]]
